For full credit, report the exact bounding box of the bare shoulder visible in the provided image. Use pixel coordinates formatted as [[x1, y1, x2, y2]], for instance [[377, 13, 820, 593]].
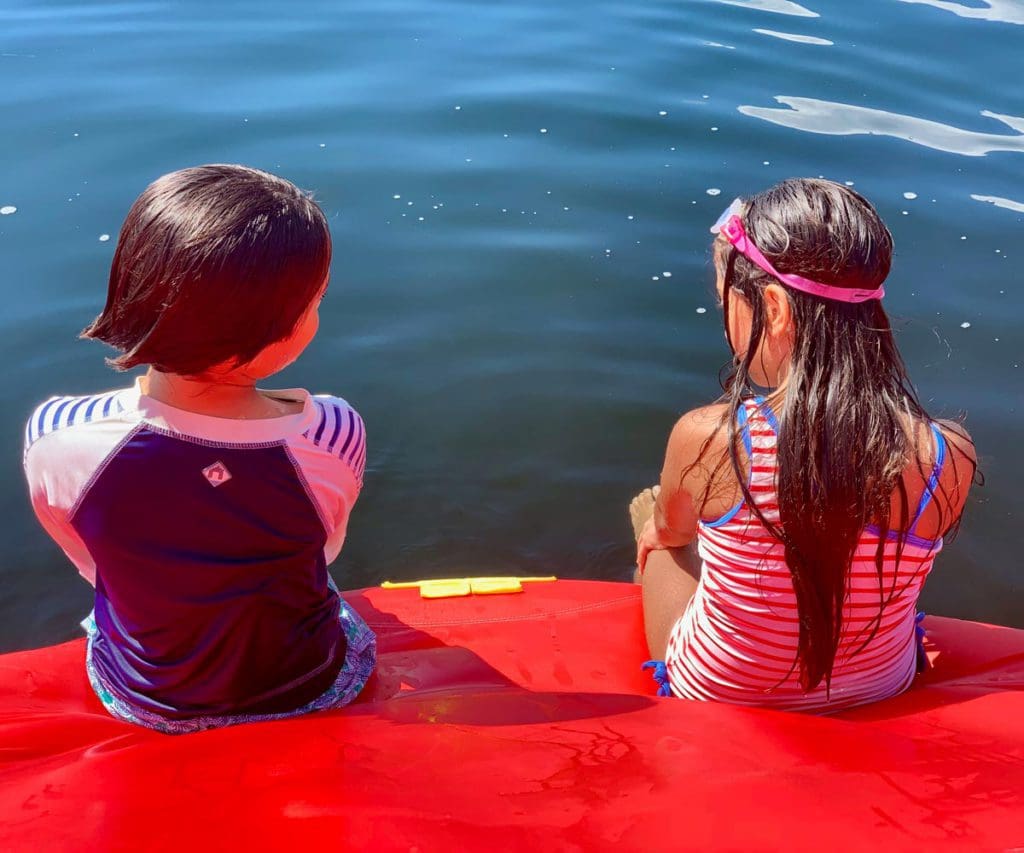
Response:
[[908, 416, 975, 466], [664, 403, 732, 477], [658, 401, 746, 523], [902, 417, 977, 538], [668, 403, 730, 445], [935, 419, 977, 466], [935, 418, 977, 517]]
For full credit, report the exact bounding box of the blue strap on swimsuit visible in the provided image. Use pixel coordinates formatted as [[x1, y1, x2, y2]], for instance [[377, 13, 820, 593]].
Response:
[[736, 401, 753, 458], [907, 424, 948, 673], [702, 399, 760, 530], [908, 423, 947, 539], [753, 395, 780, 432]]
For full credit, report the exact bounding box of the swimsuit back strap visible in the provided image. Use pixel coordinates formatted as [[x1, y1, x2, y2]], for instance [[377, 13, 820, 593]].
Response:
[[908, 423, 947, 536], [752, 395, 780, 433], [736, 400, 753, 459], [702, 400, 756, 529]]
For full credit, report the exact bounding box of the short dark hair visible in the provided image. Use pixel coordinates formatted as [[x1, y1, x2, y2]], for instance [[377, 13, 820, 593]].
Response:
[[82, 164, 331, 375]]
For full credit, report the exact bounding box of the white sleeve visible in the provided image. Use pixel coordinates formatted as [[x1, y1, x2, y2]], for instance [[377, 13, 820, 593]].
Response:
[[24, 438, 98, 585], [23, 396, 136, 586], [287, 396, 366, 566]]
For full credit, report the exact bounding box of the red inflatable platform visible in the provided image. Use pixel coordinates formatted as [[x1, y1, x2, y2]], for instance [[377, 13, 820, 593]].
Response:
[[1, 580, 1022, 851]]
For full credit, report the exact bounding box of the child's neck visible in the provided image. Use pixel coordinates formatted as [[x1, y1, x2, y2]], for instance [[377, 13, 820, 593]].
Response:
[[142, 368, 298, 420]]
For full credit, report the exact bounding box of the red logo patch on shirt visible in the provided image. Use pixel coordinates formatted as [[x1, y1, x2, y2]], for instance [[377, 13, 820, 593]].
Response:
[[201, 461, 232, 487]]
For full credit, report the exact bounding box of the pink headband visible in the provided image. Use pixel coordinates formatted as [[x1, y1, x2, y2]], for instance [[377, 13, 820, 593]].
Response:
[[711, 200, 885, 304]]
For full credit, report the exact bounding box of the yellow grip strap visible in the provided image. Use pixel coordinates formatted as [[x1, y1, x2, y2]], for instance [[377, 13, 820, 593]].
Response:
[[381, 576, 557, 599]]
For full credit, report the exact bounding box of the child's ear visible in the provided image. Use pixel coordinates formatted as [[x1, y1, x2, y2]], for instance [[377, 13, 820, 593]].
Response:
[[763, 283, 792, 339]]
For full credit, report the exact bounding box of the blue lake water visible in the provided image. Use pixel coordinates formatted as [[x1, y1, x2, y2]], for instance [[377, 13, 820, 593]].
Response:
[[1, 0, 1021, 650]]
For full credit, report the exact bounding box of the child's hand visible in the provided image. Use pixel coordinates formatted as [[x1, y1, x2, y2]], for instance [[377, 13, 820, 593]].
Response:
[[636, 517, 664, 575]]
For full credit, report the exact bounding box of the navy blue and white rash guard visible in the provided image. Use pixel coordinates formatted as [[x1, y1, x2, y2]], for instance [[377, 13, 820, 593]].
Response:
[[24, 379, 366, 719]]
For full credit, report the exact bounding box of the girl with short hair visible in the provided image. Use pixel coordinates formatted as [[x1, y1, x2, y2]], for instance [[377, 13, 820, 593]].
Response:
[[24, 164, 375, 733]]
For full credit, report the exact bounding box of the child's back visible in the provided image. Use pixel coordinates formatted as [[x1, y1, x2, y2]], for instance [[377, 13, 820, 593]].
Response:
[[24, 165, 375, 732], [664, 399, 958, 711], [635, 179, 977, 711]]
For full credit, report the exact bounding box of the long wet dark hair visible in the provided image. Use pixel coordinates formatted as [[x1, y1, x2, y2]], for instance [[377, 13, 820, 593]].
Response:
[[705, 178, 973, 692]]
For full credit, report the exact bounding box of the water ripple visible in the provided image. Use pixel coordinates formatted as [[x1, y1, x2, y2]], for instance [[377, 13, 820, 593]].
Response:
[[713, 0, 819, 16], [753, 28, 833, 44], [738, 97, 1024, 156], [898, 0, 1024, 26], [971, 194, 1024, 213]]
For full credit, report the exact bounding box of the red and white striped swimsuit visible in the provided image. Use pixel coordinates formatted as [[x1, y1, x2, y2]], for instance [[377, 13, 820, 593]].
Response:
[[664, 399, 944, 713]]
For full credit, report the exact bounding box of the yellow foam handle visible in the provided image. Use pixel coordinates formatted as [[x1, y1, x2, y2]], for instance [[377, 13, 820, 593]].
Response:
[[420, 579, 472, 598], [470, 578, 523, 595], [381, 576, 557, 599]]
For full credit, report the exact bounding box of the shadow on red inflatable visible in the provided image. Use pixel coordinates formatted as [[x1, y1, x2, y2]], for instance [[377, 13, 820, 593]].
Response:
[[2, 580, 1022, 851]]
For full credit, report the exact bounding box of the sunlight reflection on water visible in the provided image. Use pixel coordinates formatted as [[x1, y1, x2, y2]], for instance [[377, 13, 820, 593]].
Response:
[[897, 0, 1024, 26], [739, 97, 1024, 156], [713, 0, 819, 18]]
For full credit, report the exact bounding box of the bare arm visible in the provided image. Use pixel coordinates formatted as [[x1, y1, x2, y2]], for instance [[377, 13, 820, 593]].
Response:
[[637, 404, 729, 570]]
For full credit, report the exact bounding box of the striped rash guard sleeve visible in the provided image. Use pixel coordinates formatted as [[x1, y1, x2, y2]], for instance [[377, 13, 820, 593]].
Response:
[[24, 392, 133, 584]]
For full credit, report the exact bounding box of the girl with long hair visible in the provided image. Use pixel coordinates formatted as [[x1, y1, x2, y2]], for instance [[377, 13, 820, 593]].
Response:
[[632, 178, 977, 711]]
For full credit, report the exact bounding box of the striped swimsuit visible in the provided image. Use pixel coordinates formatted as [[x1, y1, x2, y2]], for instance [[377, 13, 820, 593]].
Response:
[[664, 398, 946, 713]]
